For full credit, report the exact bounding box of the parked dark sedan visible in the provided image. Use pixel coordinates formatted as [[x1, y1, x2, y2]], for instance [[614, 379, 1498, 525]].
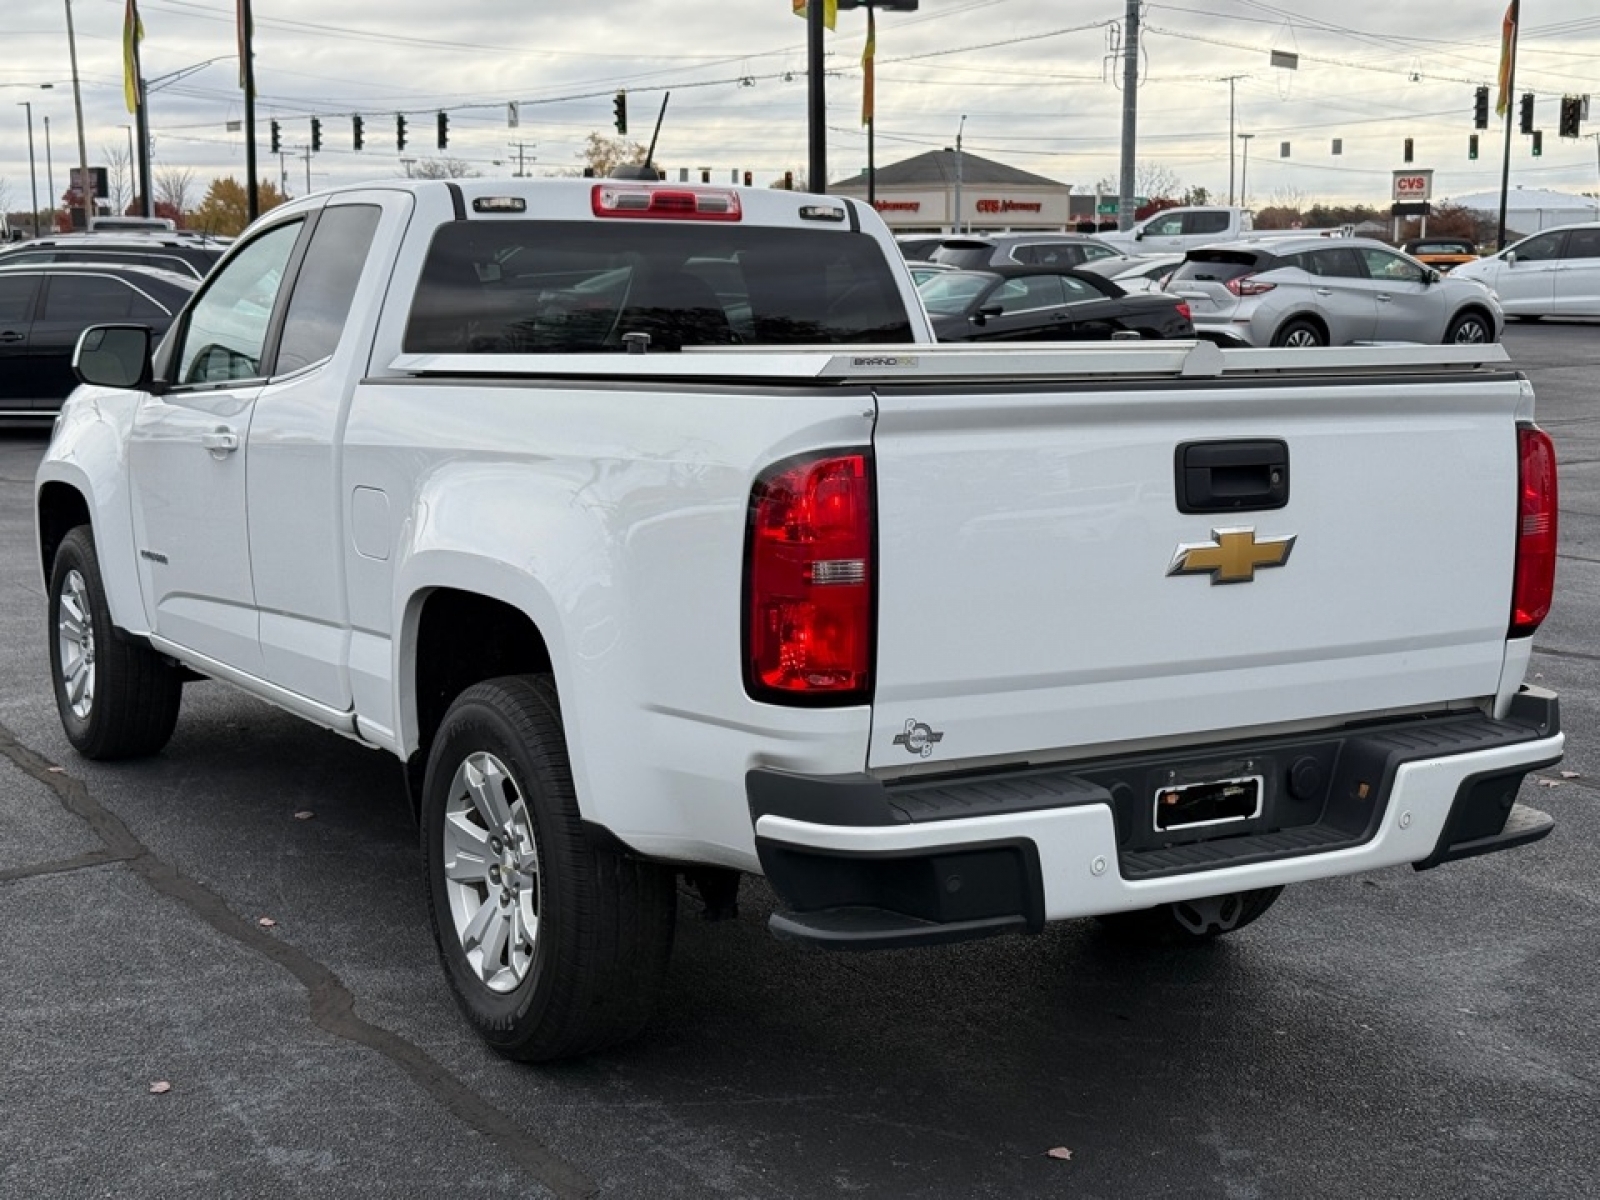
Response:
[[917, 266, 1194, 343], [0, 262, 196, 420]]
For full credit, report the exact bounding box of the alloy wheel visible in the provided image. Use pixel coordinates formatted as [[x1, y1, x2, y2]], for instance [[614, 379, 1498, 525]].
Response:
[[440, 751, 542, 993], [56, 568, 96, 721]]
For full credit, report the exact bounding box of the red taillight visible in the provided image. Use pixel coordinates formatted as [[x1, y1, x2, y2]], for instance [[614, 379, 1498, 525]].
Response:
[[1225, 275, 1276, 297], [745, 452, 874, 703], [1175, 301, 1193, 321], [591, 183, 742, 221], [1511, 425, 1558, 637]]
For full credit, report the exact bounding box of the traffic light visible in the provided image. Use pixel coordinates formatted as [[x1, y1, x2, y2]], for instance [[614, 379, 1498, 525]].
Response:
[[1469, 133, 1479, 160], [613, 91, 628, 135], [1519, 92, 1534, 135], [396, 113, 407, 151], [783, 170, 794, 190], [436, 111, 448, 150], [1403, 137, 1414, 164], [1532, 130, 1543, 157], [743, 170, 752, 186], [1473, 86, 1489, 130], [269, 120, 281, 154], [352, 114, 364, 151], [310, 117, 322, 153], [1560, 96, 1582, 139]]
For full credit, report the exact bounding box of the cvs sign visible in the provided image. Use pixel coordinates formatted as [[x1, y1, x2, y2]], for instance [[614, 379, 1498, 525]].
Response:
[[1392, 170, 1433, 202]]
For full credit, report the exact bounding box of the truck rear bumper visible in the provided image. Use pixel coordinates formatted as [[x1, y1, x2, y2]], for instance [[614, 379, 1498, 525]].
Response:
[[750, 690, 1563, 950]]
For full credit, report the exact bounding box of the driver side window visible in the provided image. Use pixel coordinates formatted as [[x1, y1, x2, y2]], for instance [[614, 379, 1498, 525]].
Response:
[[175, 220, 303, 386]]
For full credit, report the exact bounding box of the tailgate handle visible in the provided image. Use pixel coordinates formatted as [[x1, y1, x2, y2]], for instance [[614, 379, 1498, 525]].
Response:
[[1175, 439, 1289, 514]]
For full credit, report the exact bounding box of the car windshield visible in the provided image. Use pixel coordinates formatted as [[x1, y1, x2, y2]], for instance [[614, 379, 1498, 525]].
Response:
[[916, 272, 991, 315]]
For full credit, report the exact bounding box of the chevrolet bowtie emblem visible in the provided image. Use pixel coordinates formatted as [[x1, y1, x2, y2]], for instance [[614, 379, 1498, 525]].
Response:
[[1168, 527, 1297, 584]]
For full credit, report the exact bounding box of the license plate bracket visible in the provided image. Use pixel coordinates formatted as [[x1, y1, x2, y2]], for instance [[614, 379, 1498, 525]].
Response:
[[1153, 774, 1263, 832]]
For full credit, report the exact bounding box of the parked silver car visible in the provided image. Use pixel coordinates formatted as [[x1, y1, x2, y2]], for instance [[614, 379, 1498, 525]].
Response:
[[1169, 237, 1503, 348]]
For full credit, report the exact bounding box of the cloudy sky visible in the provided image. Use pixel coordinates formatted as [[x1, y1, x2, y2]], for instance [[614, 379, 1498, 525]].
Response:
[[4, 0, 1598, 214]]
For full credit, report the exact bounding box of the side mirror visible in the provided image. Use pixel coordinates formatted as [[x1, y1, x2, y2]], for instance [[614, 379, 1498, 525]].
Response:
[[973, 303, 1003, 326], [1133, 228, 1146, 241], [1425, 268, 1442, 285], [74, 325, 153, 390], [1504, 250, 1518, 267]]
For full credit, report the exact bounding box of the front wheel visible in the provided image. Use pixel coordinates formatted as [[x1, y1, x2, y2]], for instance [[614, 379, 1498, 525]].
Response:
[[1446, 311, 1495, 344], [1271, 320, 1326, 349], [47, 526, 182, 759], [421, 676, 677, 1061], [1095, 886, 1284, 946]]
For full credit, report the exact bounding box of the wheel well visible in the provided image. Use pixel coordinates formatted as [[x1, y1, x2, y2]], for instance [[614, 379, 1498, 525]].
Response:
[[411, 588, 553, 771], [1450, 305, 1493, 330], [1275, 313, 1328, 343], [36, 483, 91, 588]]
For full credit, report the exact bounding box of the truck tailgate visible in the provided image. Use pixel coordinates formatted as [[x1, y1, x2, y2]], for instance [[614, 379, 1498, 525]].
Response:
[[867, 372, 1521, 771]]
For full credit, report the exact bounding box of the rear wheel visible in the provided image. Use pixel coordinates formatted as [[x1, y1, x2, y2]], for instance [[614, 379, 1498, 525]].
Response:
[[1096, 886, 1284, 946], [47, 526, 182, 759], [1446, 311, 1494, 344], [422, 676, 677, 1061], [1271, 320, 1325, 349]]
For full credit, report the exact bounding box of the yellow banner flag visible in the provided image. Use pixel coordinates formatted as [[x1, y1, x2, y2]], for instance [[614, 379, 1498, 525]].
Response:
[[792, 0, 837, 32], [1495, 0, 1518, 117], [861, 7, 875, 125], [123, 0, 144, 113]]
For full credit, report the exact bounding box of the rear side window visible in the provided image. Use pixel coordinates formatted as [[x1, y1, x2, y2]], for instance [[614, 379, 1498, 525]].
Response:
[[1169, 252, 1265, 285], [404, 221, 914, 353], [277, 205, 381, 373], [41, 275, 164, 320], [929, 241, 997, 270]]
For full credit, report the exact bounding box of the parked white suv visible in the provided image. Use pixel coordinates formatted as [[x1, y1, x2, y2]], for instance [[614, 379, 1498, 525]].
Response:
[[1450, 222, 1600, 319], [1169, 237, 1503, 348]]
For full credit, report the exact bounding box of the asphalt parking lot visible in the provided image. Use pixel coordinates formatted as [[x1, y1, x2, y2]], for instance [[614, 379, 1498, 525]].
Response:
[[2, 322, 1597, 1199]]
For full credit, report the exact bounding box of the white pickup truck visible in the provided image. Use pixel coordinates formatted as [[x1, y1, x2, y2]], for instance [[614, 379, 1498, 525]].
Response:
[[36, 178, 1563, 1062], [1098, 205, 1350, 254]]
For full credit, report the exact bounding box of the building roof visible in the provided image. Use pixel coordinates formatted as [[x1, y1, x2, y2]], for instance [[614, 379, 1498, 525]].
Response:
[[833, 149, 1067, 191], [1451, 188, 1600, 213]]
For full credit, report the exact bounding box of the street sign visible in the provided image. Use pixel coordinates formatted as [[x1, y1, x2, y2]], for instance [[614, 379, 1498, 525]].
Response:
[[1392, 170, 1433, 203], [1096, 202, 1119, 214]]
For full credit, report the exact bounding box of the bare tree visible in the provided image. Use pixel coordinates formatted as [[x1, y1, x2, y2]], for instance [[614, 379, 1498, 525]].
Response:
[[0, 176, 12, 216], [402, 158, 480, 180], [104, 144, 132, 214], [155, 166, 197, 216], [1094, 162, 1184, 202]]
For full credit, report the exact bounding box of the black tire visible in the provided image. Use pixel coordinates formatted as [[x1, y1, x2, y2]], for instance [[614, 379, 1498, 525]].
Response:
[[47, 526, 182, 760], [1271, 319, 1326, 349], [1445, 310, 1495, 345], [1095, 886, 1284, 946], [421, 676, 676, 1061]]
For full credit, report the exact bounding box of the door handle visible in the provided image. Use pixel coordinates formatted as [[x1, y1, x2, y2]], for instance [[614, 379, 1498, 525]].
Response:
[[0, 330, 24, 343], [200, 428, 240, 456], [1377, 294, 1393, 303], [1314, 288, 1333, 296]]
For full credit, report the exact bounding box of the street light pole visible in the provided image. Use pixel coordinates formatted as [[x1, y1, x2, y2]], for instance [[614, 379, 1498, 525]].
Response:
[[953, 114, 966, 234], [45, 116, 56, 228], [1237, 133, 1255, 208], [18, 103, 40, 238]]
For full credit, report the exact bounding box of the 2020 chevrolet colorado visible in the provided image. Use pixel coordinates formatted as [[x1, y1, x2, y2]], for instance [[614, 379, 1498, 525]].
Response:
[[36, 178, 1563, 1061]]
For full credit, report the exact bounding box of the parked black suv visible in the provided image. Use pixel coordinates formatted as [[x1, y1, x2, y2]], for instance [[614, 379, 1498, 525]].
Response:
[[0, 232, 226, 281], [0, 262, 196, 419]]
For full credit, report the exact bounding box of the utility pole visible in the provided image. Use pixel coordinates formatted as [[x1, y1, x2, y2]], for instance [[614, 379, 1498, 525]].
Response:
[[506, 142, 536, 177], [278, 149, 289, 197], [301, 146, 312, 195], [1222, 75, 1246, 206], [1238, 133, 1254, 208], [64, 0, 94, 227], [806, 0, 825, 192], [1117, 0, 1140, 231], [1496, 0, 1520, 250]]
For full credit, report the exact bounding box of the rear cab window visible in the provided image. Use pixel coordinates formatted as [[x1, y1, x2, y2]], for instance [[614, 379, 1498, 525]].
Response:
[[403, 221, 914, 353]]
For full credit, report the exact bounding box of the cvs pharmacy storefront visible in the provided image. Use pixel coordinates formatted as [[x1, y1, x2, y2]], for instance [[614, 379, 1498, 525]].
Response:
[[830, 148, 1072, 233]]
